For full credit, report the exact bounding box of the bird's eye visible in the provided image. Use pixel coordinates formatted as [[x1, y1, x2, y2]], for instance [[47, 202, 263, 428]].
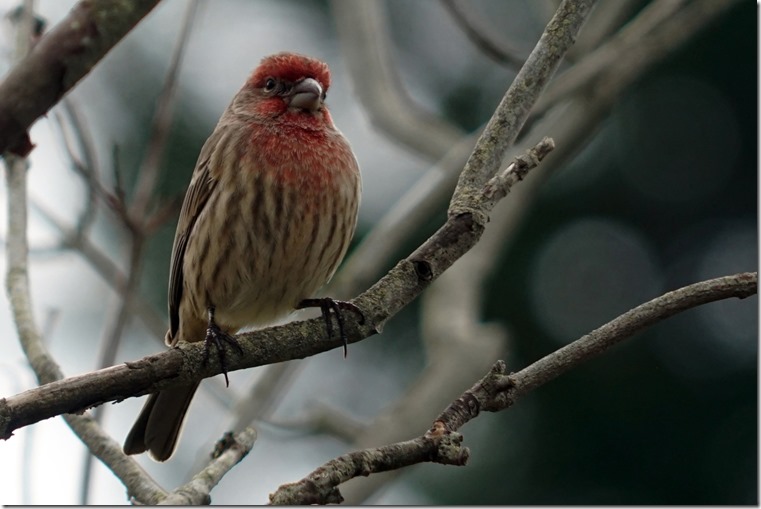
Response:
[[264, 78, 277, 92]]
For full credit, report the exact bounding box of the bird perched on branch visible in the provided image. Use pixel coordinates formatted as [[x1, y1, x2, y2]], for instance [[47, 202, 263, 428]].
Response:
[[123, 52, 362, 462]]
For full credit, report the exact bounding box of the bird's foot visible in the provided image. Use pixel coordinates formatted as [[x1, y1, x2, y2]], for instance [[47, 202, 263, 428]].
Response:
[[297, 298, 365, 357], [203, 307, 243, 387]]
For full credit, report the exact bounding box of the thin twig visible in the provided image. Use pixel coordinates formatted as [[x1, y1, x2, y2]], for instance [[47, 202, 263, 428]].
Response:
[[80, 4, 201, 500], [269, 422, 467, 505], [449, 0, 597, 217], [29, 198, 168, 340], [54, 113, 133, 228], [55, 99, 99, 239], [156, 428, 257, 505], [131, 0, 200, 218]]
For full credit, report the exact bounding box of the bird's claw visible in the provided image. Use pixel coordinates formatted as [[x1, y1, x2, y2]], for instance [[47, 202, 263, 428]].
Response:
[[204, 308, 243, 387], [297, 298, 364, 357]]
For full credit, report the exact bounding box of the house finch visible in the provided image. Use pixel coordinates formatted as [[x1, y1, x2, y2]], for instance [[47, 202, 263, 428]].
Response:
[[123, 52, 361, 462]]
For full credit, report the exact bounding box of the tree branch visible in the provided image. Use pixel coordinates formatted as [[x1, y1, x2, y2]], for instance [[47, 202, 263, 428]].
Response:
[[449, 0, 596, 217], [156, 428, 257, 505], [0, 137, 553, 440], [333, 0, 597, 298], [330, 0, 735, 302], [437, 272, 758, 429], [0, 0, 161, 156], [4, 146, 166, 507], [270, 272, 756, 504], [130, 0, 199, 218], [3, 0, 593, 450], [269, 422, 467, 505]]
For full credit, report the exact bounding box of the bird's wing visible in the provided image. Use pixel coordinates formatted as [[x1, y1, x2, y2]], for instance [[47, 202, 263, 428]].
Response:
[[167, 126, 229, 343]]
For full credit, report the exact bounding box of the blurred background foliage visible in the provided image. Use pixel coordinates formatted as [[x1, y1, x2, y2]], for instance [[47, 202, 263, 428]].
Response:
[[0, 0, 755, 504]]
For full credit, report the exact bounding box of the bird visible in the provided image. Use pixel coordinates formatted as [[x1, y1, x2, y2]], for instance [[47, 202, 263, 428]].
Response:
[[123, 52, 362, 461]]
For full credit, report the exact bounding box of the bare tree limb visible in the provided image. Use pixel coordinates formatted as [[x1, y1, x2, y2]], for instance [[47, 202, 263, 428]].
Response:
[[270, 421, 467, 505], [4, 146, 166, 507], [271, 272, 756, 504], [130, 0, 200, 218], [1, 0, 591, 445], [29, 199, 168, 340], [156, 428, 257, 505], [335, 0, 596, 298], [0, 137, 553, 440], [449, 0, 596, 216], [331, 0, 734, 301], [0, 0, 161, 156], [438, 272, 758, 429]]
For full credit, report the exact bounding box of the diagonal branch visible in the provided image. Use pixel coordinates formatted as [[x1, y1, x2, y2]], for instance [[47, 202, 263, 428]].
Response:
[[0, 138, 554, 440], [0, 0, 161, 156], [156, 428, 257, 505], [2, 0, 596, 445], [270, 421, 467, 505], [270, 272, 757, 504], [437, 272, 758, 429], [449, 0, 596, 216], [331, 0, 736, 302]]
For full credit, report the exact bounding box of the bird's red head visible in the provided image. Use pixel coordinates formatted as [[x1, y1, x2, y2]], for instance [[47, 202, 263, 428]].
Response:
[[244, 53, 333, 123], [249, 52, 331, 91]]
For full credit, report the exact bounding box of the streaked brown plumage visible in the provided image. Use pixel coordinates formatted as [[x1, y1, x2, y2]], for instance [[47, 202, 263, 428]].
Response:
[[123, 53, 361, 461]]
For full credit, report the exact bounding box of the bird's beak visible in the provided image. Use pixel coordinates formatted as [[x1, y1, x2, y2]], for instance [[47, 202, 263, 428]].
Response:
[[288, 77, 323, 112]]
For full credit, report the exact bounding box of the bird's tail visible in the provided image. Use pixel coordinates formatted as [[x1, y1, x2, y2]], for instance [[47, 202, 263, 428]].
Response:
[[123, 381, 201, 462]]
